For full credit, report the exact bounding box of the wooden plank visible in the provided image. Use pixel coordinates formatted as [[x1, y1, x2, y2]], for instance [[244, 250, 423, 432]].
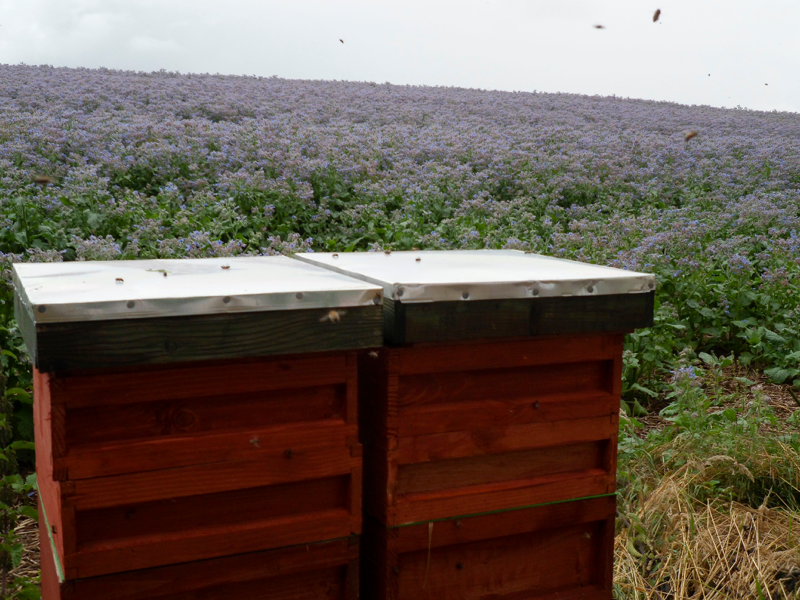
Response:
[[62, 418, 356, 480], [33, 304, 382, 371], [396, 442, 606, 495], [402, 299, 530, 344], [393, 495, 616, 551], [75, 475, 350, 546], [69, 508, 355, 579], [363, 496, 616, 600], [67, 450, 359, 510], [395, 334, 622, 375], [529, 291, 655, 337], [384, 292, 653, 345], [50, 353, 353, 409], [37, 470, 65, 562], [391, 470, 613, 526], [61, 537, 359, 600], [395, 415, 618, 464], [40, 502, 67, 600], [397, 392, 619, 437], [397, 360, 614, 408], [65, 384, 347, 447]]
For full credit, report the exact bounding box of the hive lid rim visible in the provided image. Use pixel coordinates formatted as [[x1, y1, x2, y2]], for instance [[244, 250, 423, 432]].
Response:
[[12, 255, 382, 324], [294, 249, 655, 303]]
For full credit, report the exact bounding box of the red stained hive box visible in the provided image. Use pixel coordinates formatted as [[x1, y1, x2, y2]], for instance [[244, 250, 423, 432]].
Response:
[[14, 256, 383, 596], [297, 249, 654, 598]]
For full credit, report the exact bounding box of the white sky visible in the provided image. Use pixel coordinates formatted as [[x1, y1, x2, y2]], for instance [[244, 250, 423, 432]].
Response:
[[0, 0, 797, 113]]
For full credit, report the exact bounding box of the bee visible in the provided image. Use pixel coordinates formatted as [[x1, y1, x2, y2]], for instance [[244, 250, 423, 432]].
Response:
[[249, 436, 261, 448], [594, 24, 605, 29], [332, 253, 339, 259], [163, 272, 167, 277], [221, 265, 230, 270], [765, 83, 768, 86], [33, 175, 54, 186], [320, 309, 346, 323], [653, 9, 661, 22], [684, 130, 698, 142], [415, 257, 421, 262], [115, 278, 124, 283], [339, 39, 344, 44], [368, 351, 379, 359], [384, 250, 391, 255]]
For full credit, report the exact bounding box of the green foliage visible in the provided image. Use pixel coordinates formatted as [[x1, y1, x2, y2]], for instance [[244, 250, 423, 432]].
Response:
[[0, 343, 38, 599]]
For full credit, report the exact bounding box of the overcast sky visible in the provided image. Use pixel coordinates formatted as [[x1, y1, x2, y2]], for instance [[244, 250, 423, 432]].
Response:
[[1, 0, 797, 113]]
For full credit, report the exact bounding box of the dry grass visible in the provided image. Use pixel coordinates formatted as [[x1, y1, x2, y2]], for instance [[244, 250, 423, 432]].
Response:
[[616, 477, 800, 599], [615, 371, 800, 599], [8, 516, 39, 594]]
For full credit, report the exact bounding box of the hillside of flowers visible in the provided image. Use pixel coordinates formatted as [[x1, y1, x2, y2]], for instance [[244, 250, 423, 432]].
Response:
[[3, 64, 800, 598], [1, 63, 800, 402]]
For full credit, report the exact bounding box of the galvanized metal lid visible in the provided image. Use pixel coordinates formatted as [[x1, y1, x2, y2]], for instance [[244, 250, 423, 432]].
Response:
[[295, 250, 655, 303], [12, 256, 383, 323]]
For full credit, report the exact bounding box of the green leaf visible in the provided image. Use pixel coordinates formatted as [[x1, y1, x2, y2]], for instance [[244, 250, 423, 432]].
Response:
[[698, 352, 714, 365], [764, 330, 786, 344], [0, 349, 16, 358], [630, 383, 659, 398], [764, 367, 793, 384], [722, 408, 737, 422], [5, 388, 32, 404], [16, 506, 38, 521], [8, 441, 35, 451], [10, 542, 23, 568]]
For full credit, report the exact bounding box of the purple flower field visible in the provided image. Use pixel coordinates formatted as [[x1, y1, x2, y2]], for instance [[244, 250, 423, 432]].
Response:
[[1, 63, 799, 391], [3, 65, 800, 598]]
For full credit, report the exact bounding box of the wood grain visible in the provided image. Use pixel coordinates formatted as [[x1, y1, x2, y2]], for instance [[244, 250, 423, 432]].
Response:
[[43, 534, 359, 600], [71, 508, 354, 579], [362, 496, 616, 600], [393, 470, 613, 526], [360, 335, 622, 526], [396, 441, 605, 495], [35, 350, 364, 581], [384, 292, 653, 344], [32, 304, 382, 371], [395, 415, 618, 464]]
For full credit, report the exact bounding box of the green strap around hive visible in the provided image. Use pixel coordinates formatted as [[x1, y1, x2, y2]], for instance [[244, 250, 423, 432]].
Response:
[[39, 502, 65, 583]]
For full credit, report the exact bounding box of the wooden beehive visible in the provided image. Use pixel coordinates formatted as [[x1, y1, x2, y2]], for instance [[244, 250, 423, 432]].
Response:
[[358, 334, 622, 526], [14, 257, 382, 593], [298, 250, 653, 598], [362, 495, 617, 600], [297, 250, 654, 523]]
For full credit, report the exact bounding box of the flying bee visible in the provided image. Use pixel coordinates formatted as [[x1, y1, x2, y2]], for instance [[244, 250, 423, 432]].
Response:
[[115, 278, 124, 283], [163, 272, 167, 277], [320, 309, 346, 323], [653, 9, 661, 22], [339, 39, 344, 44], [221, 265, 230, 270], [33, 175, 54, 186], [594, 24, 605, 29], [384, 250, 391, 255], [684, 130, 698, 141], [368, 351, 379, 359], [415, 257, 421, 262]]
